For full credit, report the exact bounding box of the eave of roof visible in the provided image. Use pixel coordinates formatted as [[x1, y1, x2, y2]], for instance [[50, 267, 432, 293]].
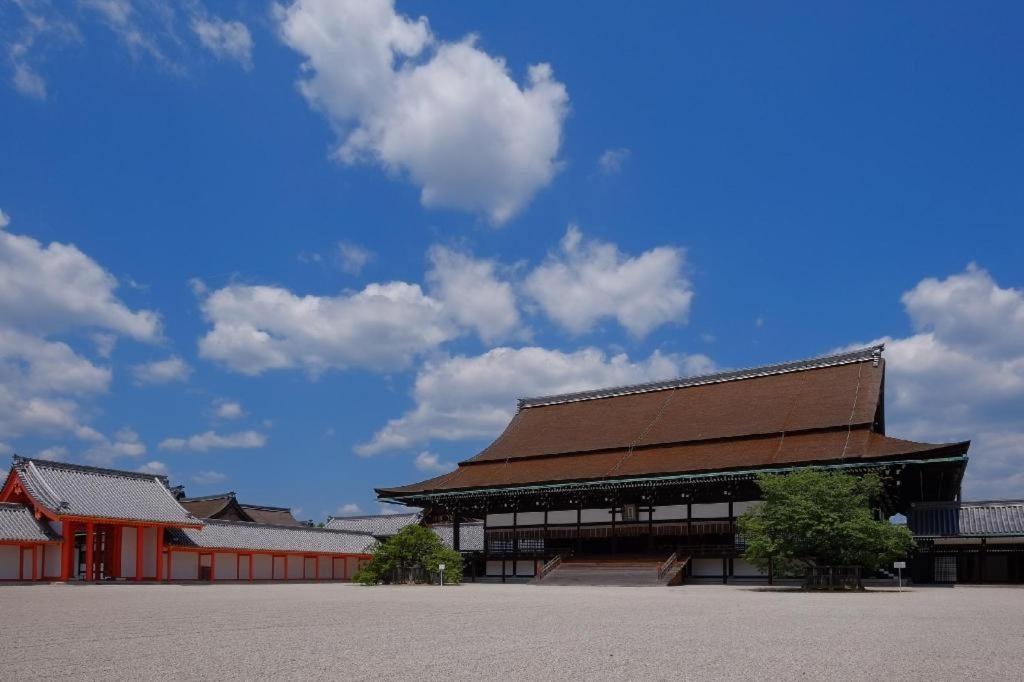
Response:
[[166, 519, 376, 554]]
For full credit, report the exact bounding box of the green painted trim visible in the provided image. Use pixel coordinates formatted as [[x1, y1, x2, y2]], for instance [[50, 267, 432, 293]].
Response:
[[380, 455, 968, 504]]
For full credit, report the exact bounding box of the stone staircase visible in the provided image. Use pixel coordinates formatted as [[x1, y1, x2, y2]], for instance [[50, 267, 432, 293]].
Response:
[[537, 556, 687, 587]]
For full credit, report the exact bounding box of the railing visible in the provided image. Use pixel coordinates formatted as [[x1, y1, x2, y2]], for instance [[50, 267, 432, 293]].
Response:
[[536, 554, 563, 582], [657, 552, 678, 581]]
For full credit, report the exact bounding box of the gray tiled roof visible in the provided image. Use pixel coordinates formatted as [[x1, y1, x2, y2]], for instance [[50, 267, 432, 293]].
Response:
[[429, 522, 484, 552], [909, 500, 1024, 537], [325, 512, 421, 537], [0, 503, 59, 542], [166, 519, 376, 554], [9, 456, 198, 526]]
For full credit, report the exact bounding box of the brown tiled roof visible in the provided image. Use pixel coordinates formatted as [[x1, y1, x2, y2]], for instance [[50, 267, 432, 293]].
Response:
[[377, 347, 970, 498], [240, 505, 302, 526], [180, 494, 240, 520]]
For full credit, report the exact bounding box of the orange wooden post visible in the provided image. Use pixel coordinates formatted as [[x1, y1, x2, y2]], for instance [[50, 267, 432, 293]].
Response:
[[61, 520, 73, 580], [85, 523, 94, 582], [210, 552, 216, 582], [155, 528, 163, 582], [249, 554, 254, 582], [135, 526, 143, 581]]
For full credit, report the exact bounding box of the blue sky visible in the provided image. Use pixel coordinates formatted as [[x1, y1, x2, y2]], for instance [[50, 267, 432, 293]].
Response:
[[1, 1, 1022, 518]]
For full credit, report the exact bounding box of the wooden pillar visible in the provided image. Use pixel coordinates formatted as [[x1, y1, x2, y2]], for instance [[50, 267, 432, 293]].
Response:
[[980, 539, 987, 584], [210, 552, 217, 582], [576, 500, 582, 553], [112, 526, 121, 578], [501, 556, 506, 584], [452, 514, 461, 553], [155, 528, 163, 582], [135, 526, 143, 581], [249, 554, 254, 582], [647, 502, 654, 551], [542, 508, 548, 556], [85, 522, 95, 582], [610, 502, 617, 555], [61, 520, 73, 581]]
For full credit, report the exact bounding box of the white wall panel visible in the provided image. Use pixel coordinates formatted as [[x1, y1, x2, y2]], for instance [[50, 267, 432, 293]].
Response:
[[516, 512, 544, 525], [273, 556, 286, 579], [142, 527, 157, 578], [303, 557, 316, 579], [0, 545, 19, 579], [253, 554, 273, 579], [651, 505, 687, 520], [318, 556, 332, 579], [346, 556, 359, 579], [486, 513, 515, 527], [121, 526, 138, 577], [21, 548, 33, 578], [732, 559, 766, 577], [515, 560, 536, 577], [692, 557, 724, 576], [732, 501, 762, 515], [214, 552, 238, 580], [546, 510, 577, 524], [486, 560, 505, 576], [691, 503, 730, 519], [287, 555, 303, 579], [581, 508, 612, 523], [44, 544, 60, 578], [171, 552, 199, 580]]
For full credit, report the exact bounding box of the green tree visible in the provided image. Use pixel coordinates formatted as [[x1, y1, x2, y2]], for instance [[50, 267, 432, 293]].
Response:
[[355, 524, 464, 585], [736, 470, 914, 574]]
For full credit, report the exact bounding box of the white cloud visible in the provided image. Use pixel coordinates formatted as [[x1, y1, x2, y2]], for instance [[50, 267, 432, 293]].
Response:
[[191, 469, 227, 485], [846, 264, 1024, 499], [598, 147, 630, 174], [426, 245, 520, 343], [158, 430, 266, 452], [198, 282, 455, 375], [414, 450, 452, 473], [131, 356, 192, 385], [36, 445, 68, 462], [524, 225, 693, 337], [5, 3, 80, 100], [136, 460, 168, 475], [276, 0, 569, 224], [337, 242, 372, 275], [213, 400, 244, 420], [357, 346, 712, 455], [336, 503, 362, 516], [83, 427, 147, 466], [192, 16, 253, 69]]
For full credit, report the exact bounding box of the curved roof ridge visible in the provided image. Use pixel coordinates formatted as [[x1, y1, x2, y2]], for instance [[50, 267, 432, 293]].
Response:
[[518, 345, 884, 409], [201, 517, 376, 536], [13, 455, 171, 484]]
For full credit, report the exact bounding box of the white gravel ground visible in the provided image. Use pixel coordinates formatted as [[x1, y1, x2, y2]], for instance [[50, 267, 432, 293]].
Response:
[[0, 582, 1021, 680]]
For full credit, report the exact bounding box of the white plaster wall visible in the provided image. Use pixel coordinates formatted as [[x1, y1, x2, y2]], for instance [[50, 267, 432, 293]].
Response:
[[273, 556, 286, 579], [732, 501, 762, 515], [0, 545, 19, 579], [486, 560, 504, 576], [345, 556, 359, 579], [287, 555, 303, 579], [332, 557, 345, 579], [692, 557, 724, 576], [652, 504, 687, 520], [121, 526, 138, 577], [22, 549, 33, 578], [691, 502, 730, 518], [318, 556, 331, 579], [253, 554, 273, 580], [486, 513, 515, 527], [515, 560, 536, 577], [581, 508, 612, 523], [44, 543, 60, 578], [732, 559, 766, 577], [214, 552, 238, 580], [547, 510, 577, 524], [171, 552, 199, 580], [142, 527, 157, 578], [516, 512, 544, 525], [237, 556, 249, 580], [303, 557, 315, 579]]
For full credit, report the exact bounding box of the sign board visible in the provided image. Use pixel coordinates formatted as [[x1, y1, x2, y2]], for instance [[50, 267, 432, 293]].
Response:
[[893, 561, 906, 569], [438, 563, 446, 570]]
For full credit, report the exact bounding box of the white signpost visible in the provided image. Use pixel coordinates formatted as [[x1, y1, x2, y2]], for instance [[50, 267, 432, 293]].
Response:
[[893, 561, 906, 591], [439, 562, 446, 587]]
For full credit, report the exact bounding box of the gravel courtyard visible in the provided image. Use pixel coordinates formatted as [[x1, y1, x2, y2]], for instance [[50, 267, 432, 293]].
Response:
[[1, 582, 1021, 680]]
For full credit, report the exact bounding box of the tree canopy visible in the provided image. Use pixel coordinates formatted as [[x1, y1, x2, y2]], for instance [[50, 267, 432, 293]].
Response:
[[355, 524, 464, 585], [736, 470, 914, 573]]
